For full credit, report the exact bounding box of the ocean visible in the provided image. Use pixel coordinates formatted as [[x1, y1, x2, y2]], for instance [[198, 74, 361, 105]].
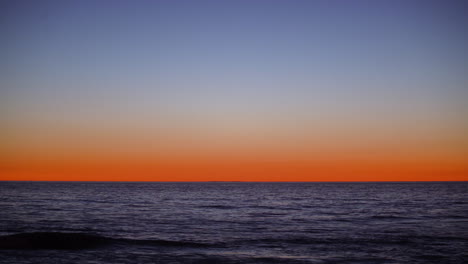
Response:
[[0, 181, 466, 263]]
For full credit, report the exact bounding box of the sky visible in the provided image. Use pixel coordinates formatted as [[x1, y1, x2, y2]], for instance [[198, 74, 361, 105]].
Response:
[[1, 0, 467, 181]]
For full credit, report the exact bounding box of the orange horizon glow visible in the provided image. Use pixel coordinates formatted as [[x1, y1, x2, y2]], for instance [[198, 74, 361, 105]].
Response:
[[2, 121, 467, 182], [2, 116, 467, 182], [2, 151, 467, 182]]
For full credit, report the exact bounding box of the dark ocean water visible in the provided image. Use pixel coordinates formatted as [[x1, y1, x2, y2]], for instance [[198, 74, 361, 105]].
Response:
[[0, 182, 467, 263]]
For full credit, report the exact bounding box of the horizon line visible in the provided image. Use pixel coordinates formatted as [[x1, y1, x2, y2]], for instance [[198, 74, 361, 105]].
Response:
[[1, 180, 466, 183]]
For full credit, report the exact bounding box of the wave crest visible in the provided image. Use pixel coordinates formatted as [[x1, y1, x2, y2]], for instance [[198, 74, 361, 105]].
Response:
[[0, 232, 214, 250]]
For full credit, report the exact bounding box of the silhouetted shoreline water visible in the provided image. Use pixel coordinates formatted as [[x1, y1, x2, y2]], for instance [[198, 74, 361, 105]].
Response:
[[1, 181, 467, 263]]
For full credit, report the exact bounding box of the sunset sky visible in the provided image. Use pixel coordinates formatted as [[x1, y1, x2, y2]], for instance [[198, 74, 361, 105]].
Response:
[[1, 0, 467, 181]]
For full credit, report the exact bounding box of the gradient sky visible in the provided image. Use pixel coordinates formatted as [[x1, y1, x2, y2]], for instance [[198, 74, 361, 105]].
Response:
[[1, 0, 467, 181]]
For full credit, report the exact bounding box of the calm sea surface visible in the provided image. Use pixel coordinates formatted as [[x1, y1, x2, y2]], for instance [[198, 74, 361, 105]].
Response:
[[0, 182, 467, 263]]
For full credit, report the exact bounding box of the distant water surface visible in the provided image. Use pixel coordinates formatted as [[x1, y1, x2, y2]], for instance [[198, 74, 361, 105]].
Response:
[[0, 182, 467, 263]]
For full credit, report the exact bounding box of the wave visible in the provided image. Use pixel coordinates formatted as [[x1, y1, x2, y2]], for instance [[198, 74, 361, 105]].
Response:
[[0, 232, 216, 250], [198, 205, 238, 210], [3, 232, 465, 251], [370, 215, 411, 220], [232, 236, 415, 247]]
